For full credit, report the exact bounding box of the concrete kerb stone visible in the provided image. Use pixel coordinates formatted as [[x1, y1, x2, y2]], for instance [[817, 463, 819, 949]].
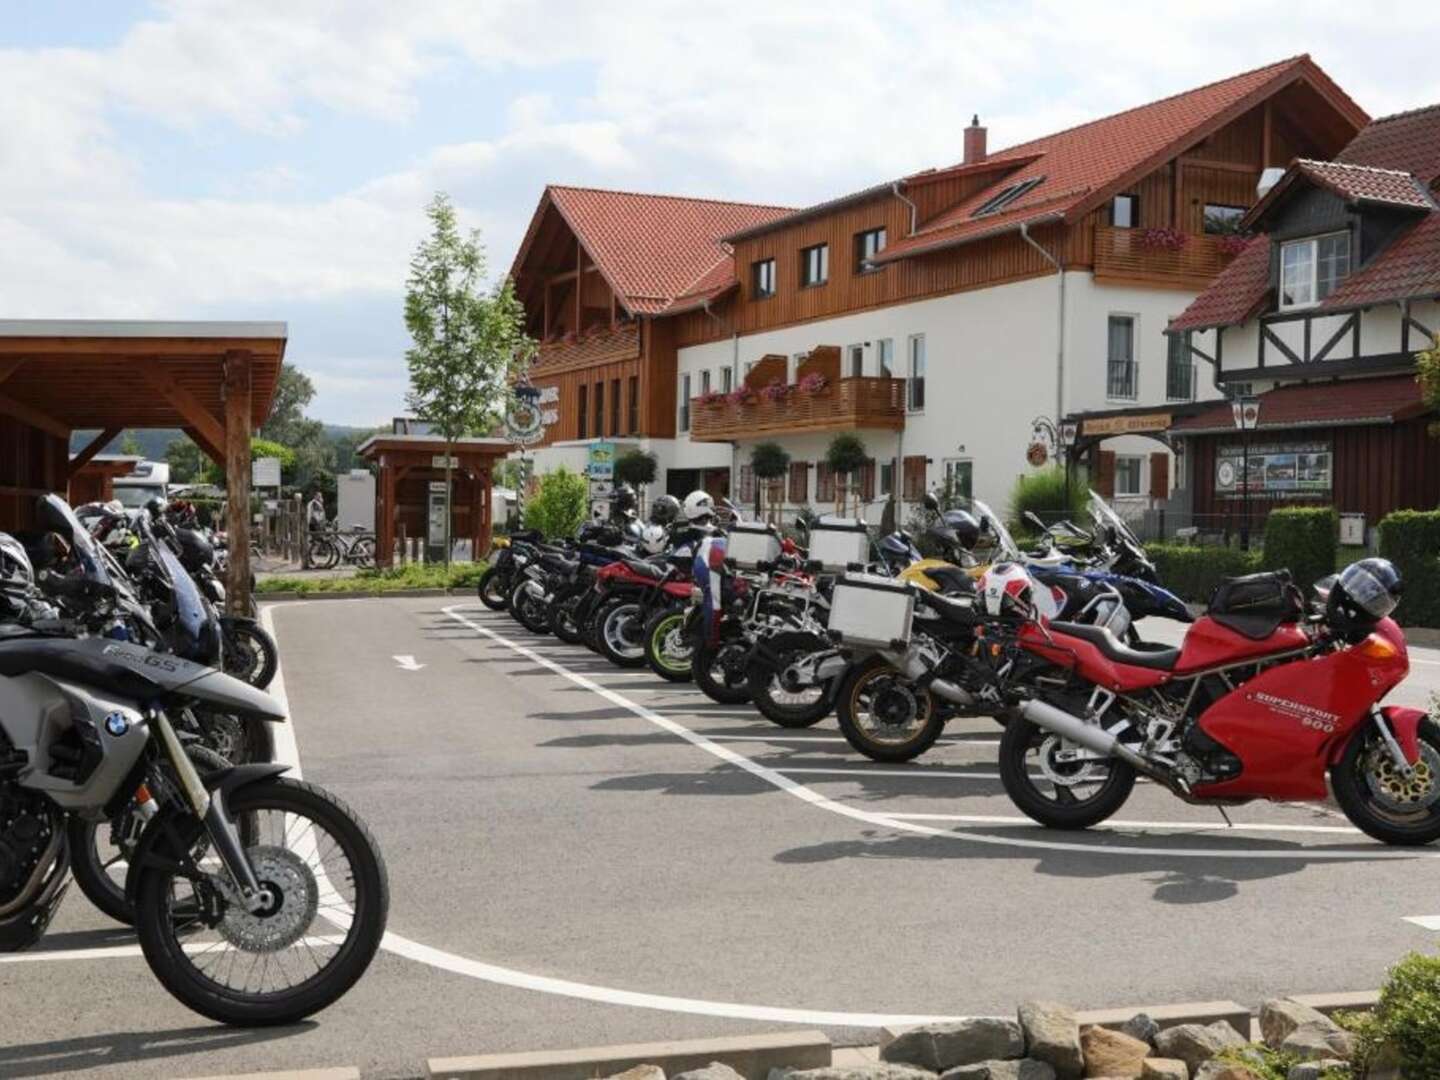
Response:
[[258, 588, 458, 602], [426, 1030, 831, 1080], [180, 1069, 362, 1080], [1285, 990, 1381, 1018]]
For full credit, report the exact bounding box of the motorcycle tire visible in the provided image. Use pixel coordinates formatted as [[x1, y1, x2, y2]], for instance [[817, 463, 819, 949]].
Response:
[[1331, 717, 1440, 846], [595, 598, 648, 668], [644, 608, 693, 682], [998, 713, 1136, 829], [692, 635, 753, 705], [477, 567, 510, 611], [748, 631, 834, 729], [134, 777, 388, 1026], [222, 621, 279, 689], [509, 580, 552, 635], [835, 656, 945, 762], [549, 585, 587, 645]]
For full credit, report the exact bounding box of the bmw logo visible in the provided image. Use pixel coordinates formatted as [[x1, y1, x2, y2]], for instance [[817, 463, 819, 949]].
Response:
[[104, 712, 130, 737]]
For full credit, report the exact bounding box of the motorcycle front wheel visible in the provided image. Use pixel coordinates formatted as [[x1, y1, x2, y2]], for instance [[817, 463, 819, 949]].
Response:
[[134, 777, 388, 1026], [222, 621, 279, 689], [549, 585, 587, 644], [509, 580, 552, 635], [692, 634, 753, 705], [596, 599, 647, 668], [998, 714, 1136, 829], [1332, 718, 1440, 845], [644, 608, 693, 682], [748, 631, 833, 729], [836, 656, 944, 761], [477, 567, 510, 610]]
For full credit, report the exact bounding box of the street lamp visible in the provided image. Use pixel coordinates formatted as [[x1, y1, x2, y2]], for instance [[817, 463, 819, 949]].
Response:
[[1231, 394, 1261, 550]]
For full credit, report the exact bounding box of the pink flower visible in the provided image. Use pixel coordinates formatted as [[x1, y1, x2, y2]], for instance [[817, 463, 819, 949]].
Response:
[[798, 372, 829, 395], [762, 379, 789, 403]]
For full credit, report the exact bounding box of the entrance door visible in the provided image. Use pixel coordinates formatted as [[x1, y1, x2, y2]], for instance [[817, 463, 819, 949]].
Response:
[[666, 468, 699, 499], [942, 458, 973, 501]]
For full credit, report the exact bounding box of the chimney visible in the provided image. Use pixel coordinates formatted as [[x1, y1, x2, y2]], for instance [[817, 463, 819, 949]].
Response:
[[964, 114, 987, 165]]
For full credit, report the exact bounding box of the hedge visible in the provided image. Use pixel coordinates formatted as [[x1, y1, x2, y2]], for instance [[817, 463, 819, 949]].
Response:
[[1144, 543, 1261, 603], [1260, 505, 1337, 595], [1378, 509, 1440, 628]]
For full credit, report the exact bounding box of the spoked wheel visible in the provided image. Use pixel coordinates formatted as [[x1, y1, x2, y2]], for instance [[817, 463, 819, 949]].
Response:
[[548, 586, 586, 645], [692, 635, 753, 705], [477, 568, 510, 611], [307, 537, 339, 570], [596, 599, 648, 668], [644, 608, 693, 682], [349, 537, 375, 569], [192, 709, 273, 765], [509, 580, 552, 635], [1332, 718, 1440, 845], [999, 714, 1136, 829], [835, 656, 944, 761], [749, 631, 833, 728], [134, 777, 388, 1026], [222, 622, 279, 689]]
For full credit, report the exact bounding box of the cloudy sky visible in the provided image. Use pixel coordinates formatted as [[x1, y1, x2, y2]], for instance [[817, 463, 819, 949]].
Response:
[[5, 1, 1439, 425]]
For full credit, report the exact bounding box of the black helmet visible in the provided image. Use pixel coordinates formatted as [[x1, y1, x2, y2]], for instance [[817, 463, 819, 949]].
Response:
[[611, 484, 637, 513], [1327, 557, 1402, 634], [0, 532, 33, 585], [650, 494, 681, 526], [878, 530, 918, 568], [940, 509, 981, 550]]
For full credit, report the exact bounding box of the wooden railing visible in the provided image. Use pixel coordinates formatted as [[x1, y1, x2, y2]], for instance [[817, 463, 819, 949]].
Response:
[[1093, 226, 1238, 288], [689, 376, 907, 442], [533, 323, 640, 373]]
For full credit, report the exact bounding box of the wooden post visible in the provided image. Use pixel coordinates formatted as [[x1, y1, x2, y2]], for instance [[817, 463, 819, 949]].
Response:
[[1262, 101, 1273, 168], [223, 351, 253, 615], [574, 244, 583, 333]]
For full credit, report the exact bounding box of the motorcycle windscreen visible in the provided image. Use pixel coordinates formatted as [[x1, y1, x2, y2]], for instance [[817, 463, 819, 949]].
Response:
[[155, 541, 221, 664], [37, 493, 113, 587]]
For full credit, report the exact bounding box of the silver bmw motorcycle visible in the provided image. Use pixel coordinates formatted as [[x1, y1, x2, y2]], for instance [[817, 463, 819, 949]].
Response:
[[0, 496, 388, 1026]]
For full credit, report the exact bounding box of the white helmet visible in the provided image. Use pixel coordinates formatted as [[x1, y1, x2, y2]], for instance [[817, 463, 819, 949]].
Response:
[[683, 490, 715, 523], [638, 523, 668, 554], [980, 562, 1059, 622]]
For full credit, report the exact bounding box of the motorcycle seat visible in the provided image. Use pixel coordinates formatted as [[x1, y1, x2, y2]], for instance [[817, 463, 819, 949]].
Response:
[[624, 559, 665, 580], [1048, 621, 1179, 671], [919, 590, 980, 625]]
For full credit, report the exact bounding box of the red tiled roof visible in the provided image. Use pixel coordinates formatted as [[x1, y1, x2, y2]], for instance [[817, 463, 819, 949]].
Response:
[[1321, 212, 1440, 309], [1294, 160, 1434, 210], [1337, 103, 1440, 186], [512, 186, 793, 316], [1170, 374, 1428, 434], [1168, 236, 1272, 331], [875, 55, 1367, 264]]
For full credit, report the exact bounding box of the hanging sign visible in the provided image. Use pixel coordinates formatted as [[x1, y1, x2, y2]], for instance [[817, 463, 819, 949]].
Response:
[[587, 440, 616, 480], [1081, 412, 1172, 437]]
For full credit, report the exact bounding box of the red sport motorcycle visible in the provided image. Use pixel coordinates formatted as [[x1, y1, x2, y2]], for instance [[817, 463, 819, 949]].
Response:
[[996, 558, 1439, 845]]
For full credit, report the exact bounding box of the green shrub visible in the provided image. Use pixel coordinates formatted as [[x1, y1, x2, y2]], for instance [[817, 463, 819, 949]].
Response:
[[256, 561, 487, 594], [1378, 509, 1440, 628], [525, 465, 589, 540], [1146, 542, 1261, 603], [1008, 465, 1088, 530], [1261, 506, 1337, 595], [1343, 951, 1440, 1077]]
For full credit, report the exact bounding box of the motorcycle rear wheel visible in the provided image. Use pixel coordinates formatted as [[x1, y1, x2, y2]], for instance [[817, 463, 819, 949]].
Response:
[[748, 632, 833, 728], [1332, 718, 1440, 845], [509, 580, 552, 635], [549, 586, 587, 645], [476, 567, 510, 610], [596, 599, 647, 668], [692, 635, 752, 705], [999, 714, 1136, 829], [835, 656, 944, 761], [644, 609, 693, 682]]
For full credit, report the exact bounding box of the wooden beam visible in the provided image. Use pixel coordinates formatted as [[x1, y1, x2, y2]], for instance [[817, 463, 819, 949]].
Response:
[[66, 427, 121, 479], [223, 351, 253, 616], [1171, 160, 1183, 228], [575, 244, 584, 334], [544, 264, 603, 286], [1262, 101, 1273, 168], [1176, 156, 1261, 175], [138, 361, 226, 453], [184, 425, 225, 468], [0, 357, 27, 386], [0, 391, 69, 439]]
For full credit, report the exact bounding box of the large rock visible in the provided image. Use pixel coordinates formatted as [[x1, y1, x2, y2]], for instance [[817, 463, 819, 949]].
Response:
[[1079, 1026, 1150, 1078], [1284, 1062, 1348, 1080], [1019, 1002, 1084, 1079], [1121, 1016, 1160, 1050], [674, 1065, 746, 1080], [941, 1060, 1056, 1080], [1153, 1024, 1246, 1073], [1277, 1023, 1354, 1062], [1140, 1060, 1188, 1080], [882, 1020, 1025, 1072], [776, 1067, 938, 1080], [1258, 1000, 1345, 1050], [1192, 1063, 1261, 1080]]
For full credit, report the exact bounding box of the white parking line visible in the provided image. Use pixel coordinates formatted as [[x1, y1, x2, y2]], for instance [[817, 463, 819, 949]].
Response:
[[779, 766, 1003, 780], [881, 812, 1362, 835], [1403, 914, 1440, 930]]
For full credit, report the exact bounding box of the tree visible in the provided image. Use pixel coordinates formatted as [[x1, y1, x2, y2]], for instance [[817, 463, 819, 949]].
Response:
[[525, 466, 588, 540], [259, 364, 323, 447], [404, 192, 536, 567], [750, 442, 791, 520], [825, 433, 869, 517], [119, 430, 142, 457], [166, 435, 214, 485], [614, 449, 658, 514], [1419, 333, 1440, 437]]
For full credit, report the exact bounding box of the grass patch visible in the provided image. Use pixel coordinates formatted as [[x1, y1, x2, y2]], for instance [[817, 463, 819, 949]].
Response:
[[257, 562, 487, 595]]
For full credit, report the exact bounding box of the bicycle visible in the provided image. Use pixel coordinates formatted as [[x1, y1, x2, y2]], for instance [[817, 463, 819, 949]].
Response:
[[307, 524, 376, 569]]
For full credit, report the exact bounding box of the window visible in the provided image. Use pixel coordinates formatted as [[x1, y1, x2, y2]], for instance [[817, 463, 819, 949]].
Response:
[[877, 338, 895, 378], [752, 258, 776, 298], [1107, 316, 1137, 400], [627, 375, 639, 433], [859, 459, 876, 501], [738, 465, 755, 505], [700, 370, 711, 395], [1280, 232, 1351, 309], [816, 463, 835, 503], [903, 455, 927, 500], [1203, 204, 1245, 235], [721, 367, 733, 393], [1165, 333, 1194, 402], [577, 384, 588, 439], [972, 176, 1045, 218], [593, 381, 604, 437], [880, 461, 894, 496], [679, 373, 691, 432], [1111, 193, 1138, 229], [907, 334, 926, 411], [847, 344, 864, 378], [788, 461, 808, 504], [943, 458, 973, 501], [609, 379, 621, 436], [801, 243, 829, 287], [855, 227, 886, 271], [1225, 382, 1253, 399], [1114, 456, 1143, 496]]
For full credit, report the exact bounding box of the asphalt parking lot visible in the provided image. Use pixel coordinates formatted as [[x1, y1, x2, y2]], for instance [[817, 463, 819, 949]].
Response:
[[5, 596, 1440, 1079]]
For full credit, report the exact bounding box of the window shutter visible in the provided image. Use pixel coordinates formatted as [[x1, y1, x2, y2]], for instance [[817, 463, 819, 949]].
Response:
[[903, 455, 926, 500], [859, 459, 876, 502], [739, 465, 755, 504], [1149, 452, 1170, 500], [789, 461, 808, 504], [1095, 450, 1116, 499], [817, 463, 834, 503]]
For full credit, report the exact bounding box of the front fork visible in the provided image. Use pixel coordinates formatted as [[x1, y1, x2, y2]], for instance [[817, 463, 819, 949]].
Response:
[[149, 708, 271, 914], [1371, 706, 1417, 777]]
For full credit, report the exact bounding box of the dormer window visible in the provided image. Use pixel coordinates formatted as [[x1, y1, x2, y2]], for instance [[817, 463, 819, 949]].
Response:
[[1279, 232, 1350, 310]]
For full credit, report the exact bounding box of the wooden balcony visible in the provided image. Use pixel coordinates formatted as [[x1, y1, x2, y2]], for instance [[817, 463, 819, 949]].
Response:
[[532, 323, 640, 374], [1093, 226, 1239, 290], [689, 376, 907, 442]]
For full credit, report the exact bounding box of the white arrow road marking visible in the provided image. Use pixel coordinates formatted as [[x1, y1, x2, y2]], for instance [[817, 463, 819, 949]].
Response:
[[393, 654, 425, 671], [1404, 915, 1440, 930]]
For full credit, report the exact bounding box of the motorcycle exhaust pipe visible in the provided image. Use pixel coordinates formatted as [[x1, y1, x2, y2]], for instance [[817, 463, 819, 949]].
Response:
[[1019, 699, 1157, 777], [929, 678, 975, 707], [779, 652, 846, 691]]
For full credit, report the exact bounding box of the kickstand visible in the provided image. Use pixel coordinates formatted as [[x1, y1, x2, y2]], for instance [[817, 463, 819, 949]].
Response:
[[1215, 805, 1234, 828]]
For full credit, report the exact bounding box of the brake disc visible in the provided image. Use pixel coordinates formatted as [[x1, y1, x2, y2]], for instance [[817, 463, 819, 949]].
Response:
[[217, 845, 319, 953], [1037, 734, 1103, 787], [1366, 743, 1440, 813]]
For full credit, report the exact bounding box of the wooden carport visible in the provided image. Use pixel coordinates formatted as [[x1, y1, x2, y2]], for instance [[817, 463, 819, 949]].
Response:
[[357, 435, 512, 564], [0, 319, 286, 612]]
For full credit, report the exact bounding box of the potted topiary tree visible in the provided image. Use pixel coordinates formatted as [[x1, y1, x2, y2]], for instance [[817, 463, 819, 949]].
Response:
[[750, 441, 791, 521], [613, 449, 658, 516], [825, 432, 869, 518]]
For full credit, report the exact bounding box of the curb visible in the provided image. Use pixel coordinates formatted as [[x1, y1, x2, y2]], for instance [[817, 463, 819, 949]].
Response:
[[181, 1069, 361, 1080], [427, 1030, 831, 1080], [879, 998, 1254, 1048], [258, 588, 461, 602], [1288, 989, 1382, 1017]]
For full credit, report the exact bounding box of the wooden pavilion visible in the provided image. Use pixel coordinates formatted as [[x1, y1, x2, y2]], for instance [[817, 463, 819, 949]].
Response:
[[67, 454, 144, 506], [357, 435, 512, 564], [0, 319, 286, 612]]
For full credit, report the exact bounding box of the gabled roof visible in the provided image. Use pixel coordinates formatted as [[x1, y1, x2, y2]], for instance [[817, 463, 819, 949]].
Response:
[[1170, 374, 1428, 434], [1337, 103, 1440, 187], [510, 186, 793, 316], [1322, 211, 1440, 308], [1242, 159, 1434, 227], [874, 55, 1367, 264]]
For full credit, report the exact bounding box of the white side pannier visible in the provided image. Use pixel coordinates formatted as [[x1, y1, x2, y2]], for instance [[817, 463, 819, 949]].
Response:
[[725, 521, 783, 569], [807, 517, 871, 572], [827, 571, 914, 650]]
